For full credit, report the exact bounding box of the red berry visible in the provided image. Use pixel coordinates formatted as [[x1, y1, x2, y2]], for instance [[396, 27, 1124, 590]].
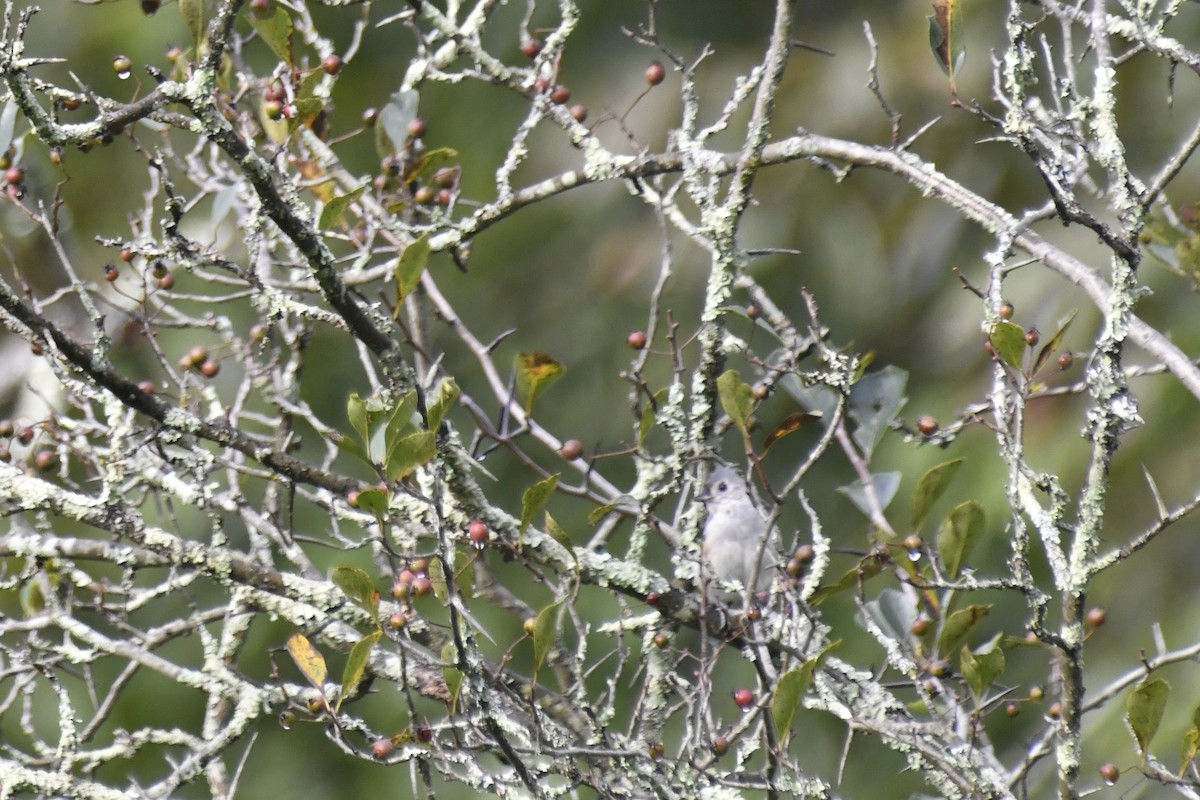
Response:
[[436, 188, 452, 206], [645, 60, 666, 86], [434, 167, 457, 188], [711, 736, 729, 755], [413, 185, 436, 205], [793, 544, 814, 563], [468, 519, 488, 546], [569, 104, 588, 122], [549, 84, 570, 104], [1057, 352, 1073, 370], [732, 688, 755, 710], [103, 263, 119, 282], [406, 118, 426, 138], [559, 439, 583, 460], [371, 738, 394, 759], [411, 575, 433, 597], [1099, 763, 1119, 785], [1005, 702, 1020, 718], [627, 330, 647, 350], [916, 415, 939, 435], [156, 273, 175, 290], [520, 38, 542, 59], [119, 247, 135, 263], [249, 0, 270, 13], [1024, 327, 1040, 347], [998, 301, 1014, 319], [1086, 607, 1106, 627], [321, 54, 343, 75], [0, 419, 14, 437], [199, 359, 220, 378], [4, 166, 24, 185], [33, 449, 56, 471]]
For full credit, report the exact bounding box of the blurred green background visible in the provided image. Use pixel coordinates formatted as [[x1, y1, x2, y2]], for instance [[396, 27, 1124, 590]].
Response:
[[4, 0, 1200, 797]]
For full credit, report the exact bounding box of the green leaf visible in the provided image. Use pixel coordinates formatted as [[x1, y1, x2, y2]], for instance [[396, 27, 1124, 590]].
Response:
[[427, 556, 446, 603], [337, 630, 381, 712], [928, 0, 966, 86], [332, 566, 379, 624], [989, 320, 1026, 371], [287, 633, 328, 690], [937, 604, 991, 657], [716, 369, 755, 444], [809, 557, 886, 605], [960, 635, 1004, 699], [1180, 701, 1200, 773], [395, 234, 430, 300], [1032, 308, 1078, 374], [1128, 678, 1170, 760], [404, 147, 460, 184], [426, 378, 459, 432], [910, 458, 964, 530], [179, 0, 208, 54], [248, 2, 294, 67], [514, 352, 565, 414], [772, 667, 813, 742], [520, 474, 559, 538], [383, 390, 419, 464], [385, 430, 436, 480], [318, 183, 367, 230], [530, 602, 559, 685], [441, 641, 462, 714], [544, 512, 578, 568], [347, 392, 371, 454], [353, 487, 390, 516], [848, 366, 907, 457], [770, 643, 839, 741], [837, 471, 901, 520], [937, 500, 985, 578], [588, 499, 620, 526]]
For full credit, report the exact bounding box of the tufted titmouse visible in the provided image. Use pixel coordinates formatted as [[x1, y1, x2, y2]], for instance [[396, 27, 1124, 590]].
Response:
[[699, 466, 778, 594]]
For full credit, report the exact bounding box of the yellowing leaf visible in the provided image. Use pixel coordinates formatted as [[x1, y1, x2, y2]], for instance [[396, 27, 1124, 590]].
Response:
[[928, 0, 966, 92], [762, 410, 818, 456], [287, 633, 328, 690], [515, 352, 565, 414]]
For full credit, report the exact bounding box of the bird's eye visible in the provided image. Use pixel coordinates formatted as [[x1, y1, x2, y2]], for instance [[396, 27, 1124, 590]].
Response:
[[717, 481, 727, 492]]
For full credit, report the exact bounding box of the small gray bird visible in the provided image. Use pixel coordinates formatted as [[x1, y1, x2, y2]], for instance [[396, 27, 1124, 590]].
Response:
[[700, 466, 778, 594]]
